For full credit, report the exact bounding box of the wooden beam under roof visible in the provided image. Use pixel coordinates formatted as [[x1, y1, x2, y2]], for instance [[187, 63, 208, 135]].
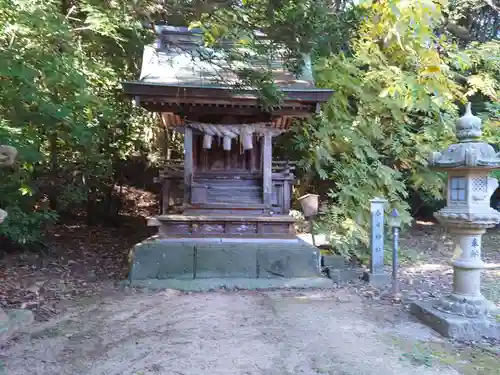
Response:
[[123, 82, 332, 105], [160, 112, 297, 130]]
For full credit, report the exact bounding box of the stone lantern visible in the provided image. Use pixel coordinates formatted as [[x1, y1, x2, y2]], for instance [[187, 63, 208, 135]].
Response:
[[411, 103, 500, 340]]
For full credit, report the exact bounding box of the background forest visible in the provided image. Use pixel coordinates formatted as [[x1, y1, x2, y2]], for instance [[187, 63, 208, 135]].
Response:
[[0, 0, 499, 256]]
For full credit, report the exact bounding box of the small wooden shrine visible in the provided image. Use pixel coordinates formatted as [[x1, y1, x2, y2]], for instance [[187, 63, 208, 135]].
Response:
[[123, 26, 333, 288]]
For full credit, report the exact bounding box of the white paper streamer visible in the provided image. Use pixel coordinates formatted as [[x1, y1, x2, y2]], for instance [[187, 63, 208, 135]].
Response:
[[203, 134, 213, 149], [223, 136, 232, 150], [185, 122, 284, 151]]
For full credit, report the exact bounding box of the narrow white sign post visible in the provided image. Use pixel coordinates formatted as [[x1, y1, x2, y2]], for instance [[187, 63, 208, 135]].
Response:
[[363, 198, 390, 287]]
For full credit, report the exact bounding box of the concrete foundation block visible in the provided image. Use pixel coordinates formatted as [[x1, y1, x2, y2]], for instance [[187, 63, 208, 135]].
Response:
[[362, 271, 391, 288], [327, 268, 362, 284], [322, 255, 347, 269], [410, 299, 500, 340], [129, 239, 194, 280], [257, 243, 320, 278], [195, 243, 258, 278], [128, 237, 323, 283]]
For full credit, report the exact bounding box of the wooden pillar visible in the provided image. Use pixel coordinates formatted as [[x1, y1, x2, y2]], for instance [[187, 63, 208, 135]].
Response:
[[283, 180, 291, 213], [225, 150, 230, 170], [202, 147, 208, 171], [250, 135, 257, 173], [184, 127, 193, 205], [283, 163, 291, 213], [262, 132, 273, 208]]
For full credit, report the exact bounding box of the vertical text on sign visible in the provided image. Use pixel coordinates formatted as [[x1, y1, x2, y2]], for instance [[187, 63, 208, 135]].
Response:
[[370, 198, 387, 274]]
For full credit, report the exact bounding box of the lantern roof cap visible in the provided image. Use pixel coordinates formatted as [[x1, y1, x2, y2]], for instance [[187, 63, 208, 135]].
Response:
[[428, 103, 500, 170]]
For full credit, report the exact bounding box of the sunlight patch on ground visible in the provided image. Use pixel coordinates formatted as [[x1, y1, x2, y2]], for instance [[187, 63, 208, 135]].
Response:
[[61, 224, 85, 229], [404, 263, 449, 273], [415, 220, 436, 226], [488, 270, 500, 277], [294, 292, 331, 301]]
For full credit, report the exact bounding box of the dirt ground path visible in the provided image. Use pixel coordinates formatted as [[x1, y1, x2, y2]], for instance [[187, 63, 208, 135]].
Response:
[[1, 288, 460, 375]]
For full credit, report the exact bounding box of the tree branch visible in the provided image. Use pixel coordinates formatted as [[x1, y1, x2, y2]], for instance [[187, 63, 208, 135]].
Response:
[[445, 22, 475, 42], [484, 0, 500, 12]]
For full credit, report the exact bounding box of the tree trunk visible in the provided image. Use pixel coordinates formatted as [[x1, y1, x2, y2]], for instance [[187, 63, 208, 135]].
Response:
[[48, 132, 58, 211], [86, 186, 97, 225]]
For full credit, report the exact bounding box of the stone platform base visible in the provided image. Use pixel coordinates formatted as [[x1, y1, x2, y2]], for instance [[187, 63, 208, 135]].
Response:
[[129, 236, 323, 282], [410, 300, 500, 340], [327, 268, 362, 284], [362, 271, 391, 288], [122, 277, 333, 292], [1, 308, 34, 342]]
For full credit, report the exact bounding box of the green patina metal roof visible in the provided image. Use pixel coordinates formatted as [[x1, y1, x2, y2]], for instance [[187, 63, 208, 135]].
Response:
[[134, 25, 322, 91]]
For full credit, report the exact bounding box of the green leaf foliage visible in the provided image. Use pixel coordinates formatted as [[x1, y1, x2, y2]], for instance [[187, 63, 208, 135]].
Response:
[[0, 0, 162, 244], [0, 0, 498, 255]]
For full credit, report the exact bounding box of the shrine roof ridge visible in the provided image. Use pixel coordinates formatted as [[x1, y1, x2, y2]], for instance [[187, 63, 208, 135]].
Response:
[[124, 24, 332, 97], [123, 81, 333, 93], [155, 25, 267, 39]]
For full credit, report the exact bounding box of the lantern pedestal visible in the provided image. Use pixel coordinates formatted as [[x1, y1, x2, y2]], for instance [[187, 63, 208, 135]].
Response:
[[410, 300, 500, 340], [411, 226, 500, 340]]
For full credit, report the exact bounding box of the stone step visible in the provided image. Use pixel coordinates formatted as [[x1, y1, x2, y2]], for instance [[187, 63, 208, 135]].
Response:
[[208, 196, 262, 204], [194, 179, 261, 188], [205, 190, 260, 196], [186, 209, 265, 215], [188, 203, 266, 209]]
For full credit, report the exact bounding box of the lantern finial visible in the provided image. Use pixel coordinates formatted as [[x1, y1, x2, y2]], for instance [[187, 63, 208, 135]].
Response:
[[455, 102, 482, 142]]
